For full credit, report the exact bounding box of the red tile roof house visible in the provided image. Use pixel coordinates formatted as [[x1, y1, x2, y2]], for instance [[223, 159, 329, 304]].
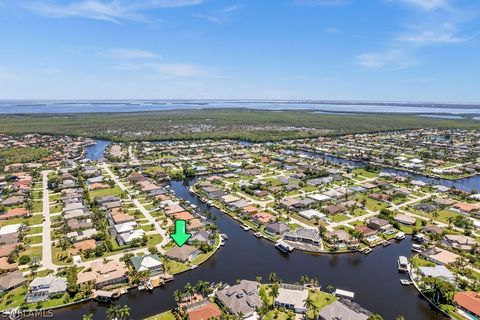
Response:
[[368, 193, 390, 202], [454, 291, 480, 318], [0, 208, 31, 221], [452, 202, 480, 214], [252, 212, 274, 225], [354, 225, 376, 237]]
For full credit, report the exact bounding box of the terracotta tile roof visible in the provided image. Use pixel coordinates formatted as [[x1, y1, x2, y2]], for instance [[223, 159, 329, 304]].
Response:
[[187, 302, 222, 320], [455, 291, 480, 316]]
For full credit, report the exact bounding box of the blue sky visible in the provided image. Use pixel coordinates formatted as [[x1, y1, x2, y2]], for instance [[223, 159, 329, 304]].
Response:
[[0, 0, 479, 101]]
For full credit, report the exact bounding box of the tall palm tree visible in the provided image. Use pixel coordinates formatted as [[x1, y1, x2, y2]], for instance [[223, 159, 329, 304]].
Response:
[[269, 272, 278, 283], [195, 280, 210, 297], [173, 289, 183, 302], [106, 305, 120, 320], [303, 295, 318, 320], [118, 305, 131, 320], [82, 314, 94, 320]]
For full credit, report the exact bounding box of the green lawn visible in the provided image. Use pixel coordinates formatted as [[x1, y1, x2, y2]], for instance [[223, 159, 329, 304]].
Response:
[[89, 186, 123, 198], [308, 290, 337, 318], [147, 310, 176, 320], [264, 310, 293, 320], [329, 214, 350, 223], [0, 214, 43, 227]]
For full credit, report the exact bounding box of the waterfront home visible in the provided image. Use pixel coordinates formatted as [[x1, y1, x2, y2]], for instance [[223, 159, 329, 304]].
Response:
[[274, 284, 308, 313], [164, 245, 200, 263], [354, 225, 376, 237], [252, 212, 274, 225], [265, 222, 290, 235], [394, 214, 417, 226], [367, 218, 391, 231], [215, 280, 262, 317], [190, 230, 214, 245], [186, 300, 222, 320], [421, 225, 444, 236], [298, 209, 325, 220], [131, 254, 164, 276], [318, 299, 372, 320], [454, 291, 480, 319], [418, 265, 456, 283], [325, 230, 358, 247], [444, 234, 478, 251], [78, 260, 127, 289], [421, 247, 461, 265], [27, 276, 67, 302], [0, 270, 27, 293], [284, 228, 321, 246]]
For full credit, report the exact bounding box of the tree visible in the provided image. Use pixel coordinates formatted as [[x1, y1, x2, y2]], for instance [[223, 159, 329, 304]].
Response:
[[367, 315, 384, 320], [195, 280, 210, 297], [118, 305, 131, 320], [174, 289, 183, 302], [106, 305, 120, 320], [82, 314, 94, 320], [303, 295, 318, 320], [269, 283, 280, 308], [269, 272, 278, 283]]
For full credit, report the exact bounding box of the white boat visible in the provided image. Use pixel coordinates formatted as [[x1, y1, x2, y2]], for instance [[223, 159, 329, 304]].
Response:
[[400, 279, 413, 285], [382, 240, 391, 247], [190, 264, 198, 270], [241, 225, 251, 231], [334, 289, 355, 300], [411, 244, 423, 252], [395, 232, 405, 240], [220, 233, 229, 240], [275, 241, 294, 253], [145, 280, 154, 291], [398, 256, 409, 272], [220, 238, 226, 246], [254, 232, 262, 238], [362, 247, 372, 254]]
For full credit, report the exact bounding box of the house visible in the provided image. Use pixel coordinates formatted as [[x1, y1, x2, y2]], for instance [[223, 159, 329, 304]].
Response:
[[164, 245, 200, 263], [190, 230, 214, 245], [318, 299, 372, 320], [367, 218, 391, 231], [130, 254, 164, 275], [252, 212, 274, 225], [186, 301, 222, 320], [354, 225, 376, 237], [368, 193, 389, 202], [325, 230, 358, 246], [414, 203, 436, 213], [265, 222, 290, 235], [394, 214, 417, 226], [284, 228, 321, 246], [298, 209, 325, 220], [323, 204, 345, 215], [77, 260, 127, 289], [418, 265, 455, 283], [27, 276, 67, 302], [453, 202, 480, 214], [308, 194, 332, 202], [0, 208, 30, 220], [421, 247, 461, 265], [444, 234, 477, 251], [0, 257, 18, 273], [454, 291, 480, 318], [215, 280, 262, 317], [117, 229, 145, 245], [274, 285, 308, 313], [0, 270, 27, 293], [71, 239, 97, 255]]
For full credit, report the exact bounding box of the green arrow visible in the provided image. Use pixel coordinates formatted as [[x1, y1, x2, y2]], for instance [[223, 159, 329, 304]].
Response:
[[170, 220, 191, 247]]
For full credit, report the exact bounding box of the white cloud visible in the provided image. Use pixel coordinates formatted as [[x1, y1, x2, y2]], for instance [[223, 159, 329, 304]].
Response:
[[394, 0, 450, 10], [194, 4, 241, 24], [114, 62, 210, 77], [356, 50, 418, 69], [400, 23, 471, 44], [102, 48, 157, 59], [25, 0, 203, 22]]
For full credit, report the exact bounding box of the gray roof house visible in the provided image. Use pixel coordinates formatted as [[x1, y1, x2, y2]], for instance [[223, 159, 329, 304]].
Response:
[[216, 280, 263, 316], [318, 299, 372, 320], [27, 276, 67, 302], [0, 270, 27, 293]]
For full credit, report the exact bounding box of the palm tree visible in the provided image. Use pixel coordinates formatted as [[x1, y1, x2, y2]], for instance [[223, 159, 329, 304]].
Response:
[[256, 276, 262, 283], [82, 314, 94, 320], [303, 295, 318, 320], [431, 210, 439, 221], [118, 305, 130, 320], [173, 289, 183, 302], [184, 282, 195, 302], [195, 280, 210, 297], [269, 283, 280, 309], [269, 272, 278, 283], [106, 305, 120, 320]]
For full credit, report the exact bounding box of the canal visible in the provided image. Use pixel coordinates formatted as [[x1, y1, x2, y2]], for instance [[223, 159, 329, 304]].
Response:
[[48, 140, 480, 319]]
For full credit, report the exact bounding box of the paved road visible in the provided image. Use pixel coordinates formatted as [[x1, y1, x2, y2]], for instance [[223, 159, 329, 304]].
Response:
[[40, 170, 57, 270], [101, 162, 170, 251]]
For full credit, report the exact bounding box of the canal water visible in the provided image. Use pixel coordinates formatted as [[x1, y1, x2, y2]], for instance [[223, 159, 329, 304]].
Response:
[[84, 140, 110, 161], [47, 140, 480, 320]]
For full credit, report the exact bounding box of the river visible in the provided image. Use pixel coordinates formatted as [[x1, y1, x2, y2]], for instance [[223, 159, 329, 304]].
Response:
[[45, 140, 480, 319]]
